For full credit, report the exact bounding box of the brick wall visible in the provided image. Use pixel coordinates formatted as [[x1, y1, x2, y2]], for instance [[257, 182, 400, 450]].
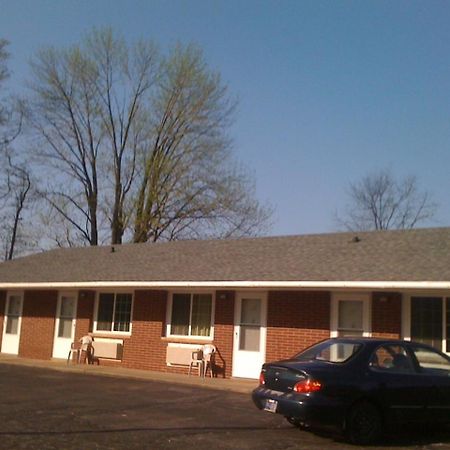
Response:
[[122, 290, 235, 377], [19, 291, 57, 359], [371, 291, 402, 339], [75, 290, 95, 341], [0, 290, 5, 349], [266, 291, 331, 362], [213, 291, 235, 378], [122, 290, 168, 371], [0, 287, 404, 374]]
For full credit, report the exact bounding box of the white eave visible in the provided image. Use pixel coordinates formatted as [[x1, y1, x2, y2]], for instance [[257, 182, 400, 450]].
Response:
[[1, 280, 450, 291]]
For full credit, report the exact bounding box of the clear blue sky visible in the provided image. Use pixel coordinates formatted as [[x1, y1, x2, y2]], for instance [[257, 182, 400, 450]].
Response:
[[1, 0, 450, 235]]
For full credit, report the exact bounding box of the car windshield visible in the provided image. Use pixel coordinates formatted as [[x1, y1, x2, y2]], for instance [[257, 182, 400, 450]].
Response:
[[293, 340, 363, 363]]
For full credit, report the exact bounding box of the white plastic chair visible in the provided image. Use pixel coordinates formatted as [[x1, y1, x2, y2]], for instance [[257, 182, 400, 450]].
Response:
[[188, 348, 203, 376], [67, 342, 81, 364]]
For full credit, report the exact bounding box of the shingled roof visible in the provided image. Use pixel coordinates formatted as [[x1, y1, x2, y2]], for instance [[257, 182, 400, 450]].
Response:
[[0, 227, 449, 288]]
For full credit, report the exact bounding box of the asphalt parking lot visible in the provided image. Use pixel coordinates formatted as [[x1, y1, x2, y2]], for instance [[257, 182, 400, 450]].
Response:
[[0, 364, 450, 450]]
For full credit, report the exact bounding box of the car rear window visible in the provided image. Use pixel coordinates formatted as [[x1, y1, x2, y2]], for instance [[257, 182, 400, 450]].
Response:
[[294, 341, 362, 363]]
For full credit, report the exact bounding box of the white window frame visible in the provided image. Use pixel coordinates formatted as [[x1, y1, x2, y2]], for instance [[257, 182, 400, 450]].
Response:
[[93, 291, 134, 335], [403, 293, 450, 354], [330, 292, 371, 338], [166, 291, 215, 340], [54, 290, 78, 340]]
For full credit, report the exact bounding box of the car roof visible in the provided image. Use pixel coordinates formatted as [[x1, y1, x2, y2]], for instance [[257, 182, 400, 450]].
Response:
[[327, 337, 435, 349]]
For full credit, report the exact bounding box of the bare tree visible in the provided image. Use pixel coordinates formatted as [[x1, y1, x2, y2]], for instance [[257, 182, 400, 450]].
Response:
[[28, 29, 271, 246], [0, 38, 9, 128], [338, 169, 436, 231], [0, 39, 35, 259], [0, 154, 32, 260], [28, 41, 106, 245], [28, 29, 158, 246], [86, 29, 158, 244], [132, 44, 271, 242], [0, 39, 22, 147]]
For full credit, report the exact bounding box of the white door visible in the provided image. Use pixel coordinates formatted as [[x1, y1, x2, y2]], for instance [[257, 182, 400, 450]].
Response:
[[52, 293, 77, 359], [232, 293, 267, 379], [1, 292, 24, 355]]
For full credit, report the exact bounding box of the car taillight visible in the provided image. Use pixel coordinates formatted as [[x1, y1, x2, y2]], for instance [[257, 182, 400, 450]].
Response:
[[293, 378, 322, 393], [259, 371, 266, 385]]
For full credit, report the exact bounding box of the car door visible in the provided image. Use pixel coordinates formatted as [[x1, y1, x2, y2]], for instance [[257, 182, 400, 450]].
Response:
[[409, 344, 450, 423], [369, 344, 432, 423]]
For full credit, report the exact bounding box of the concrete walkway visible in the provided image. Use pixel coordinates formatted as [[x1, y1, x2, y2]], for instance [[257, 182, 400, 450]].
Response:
[[0, 354, 258, 394]]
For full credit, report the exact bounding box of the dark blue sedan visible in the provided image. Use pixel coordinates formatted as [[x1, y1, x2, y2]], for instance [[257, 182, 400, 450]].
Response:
[[252, 338, 450, 444]]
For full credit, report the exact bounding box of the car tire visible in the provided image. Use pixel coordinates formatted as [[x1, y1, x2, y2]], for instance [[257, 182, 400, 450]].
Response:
[[285, 416, 309, 430], [346, 401, 382, 445]]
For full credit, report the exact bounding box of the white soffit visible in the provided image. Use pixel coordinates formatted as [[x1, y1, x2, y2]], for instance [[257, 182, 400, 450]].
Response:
[[1, 280, 450, 290]]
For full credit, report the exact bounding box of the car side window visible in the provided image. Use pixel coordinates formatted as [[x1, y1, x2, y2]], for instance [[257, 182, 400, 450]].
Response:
[[369, 345, 415, 374], [411, 346, 450, 376]]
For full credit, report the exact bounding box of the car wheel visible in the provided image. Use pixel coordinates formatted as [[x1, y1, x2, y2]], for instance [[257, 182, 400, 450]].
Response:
[[346, 401, 382, 445], [285, 416, 308, 430]]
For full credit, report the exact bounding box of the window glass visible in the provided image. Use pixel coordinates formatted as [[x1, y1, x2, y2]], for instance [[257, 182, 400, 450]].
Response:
[[411, 297, 442, 350], [170, 293, 213, 337], [60, 297, 75, 318], [97, 294, 114, 331], [171, 294, 191, 336], [412, 346, 450, 375], [58, 319, 72, 338], [5, 296, 22, 335], [113, 294, 132, 332], [5, 316, 19, 334], [96, 293, 132, 332], [191, 294, 212, 336], [294, 341, 362, 363], [241, 298, 261, 325], [338, 300, 363, 337], [239, 325, 260, 351], [7, 296, 22, 316], [369, 345, 415, 373]]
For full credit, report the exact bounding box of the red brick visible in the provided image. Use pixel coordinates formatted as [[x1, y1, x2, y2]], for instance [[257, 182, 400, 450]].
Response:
[[266, 291, 331, 362], [19, 291, 57, 359], [371, 292, 402, 339]]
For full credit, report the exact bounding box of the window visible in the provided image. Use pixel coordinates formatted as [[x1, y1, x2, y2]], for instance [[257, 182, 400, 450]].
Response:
[[338, 300, 363, 337], [5, 295, 22, 335], [411, 297, 442, 350], [58, 296, 76, 338], [96, 293, 132, 333], [411, 345, 450, 375], [331, 294, 370, 338], [294, 340, 362, 363], [407, 296, 450, 353], [369, 345, 415, 373], [169, 293, 213, 337]]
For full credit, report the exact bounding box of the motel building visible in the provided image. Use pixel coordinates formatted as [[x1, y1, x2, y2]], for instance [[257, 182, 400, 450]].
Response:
[[0, 227, 449, 379]]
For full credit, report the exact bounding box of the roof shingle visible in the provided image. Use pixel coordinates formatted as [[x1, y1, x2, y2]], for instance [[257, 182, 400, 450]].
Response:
[[0, 227, 449, 285]]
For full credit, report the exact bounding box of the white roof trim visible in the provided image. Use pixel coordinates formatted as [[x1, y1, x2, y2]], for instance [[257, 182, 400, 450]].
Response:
[[1, 281, 450, 290]]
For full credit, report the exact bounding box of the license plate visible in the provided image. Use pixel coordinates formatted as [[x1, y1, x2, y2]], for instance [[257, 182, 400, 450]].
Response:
[[263, 399, 278, 413]]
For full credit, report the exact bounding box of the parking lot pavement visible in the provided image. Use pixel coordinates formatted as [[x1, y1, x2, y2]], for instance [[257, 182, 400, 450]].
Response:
[[0, 364, 450, 450]]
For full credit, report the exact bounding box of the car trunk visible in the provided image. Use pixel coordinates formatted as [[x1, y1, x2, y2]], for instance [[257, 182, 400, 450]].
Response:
[[263, 365, 308, 392]]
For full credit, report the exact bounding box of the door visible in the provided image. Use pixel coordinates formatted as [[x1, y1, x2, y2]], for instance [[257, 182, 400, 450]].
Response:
[[52, 293, 77, 359], [370, 343, 430, 423], [1, 292, 24, 355], [232, 293, 267, 379], [408, 343, 450, 421]]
